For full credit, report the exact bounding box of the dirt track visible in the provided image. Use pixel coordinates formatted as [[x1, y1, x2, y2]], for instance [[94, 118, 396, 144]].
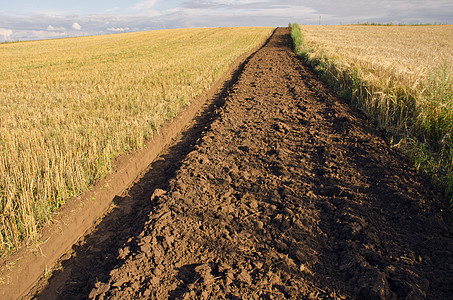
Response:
[[30, 28, 453, 299]]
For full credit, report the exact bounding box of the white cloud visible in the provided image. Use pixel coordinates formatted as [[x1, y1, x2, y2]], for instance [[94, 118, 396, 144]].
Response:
[[106, 7, 121, 13], [72, 22, 82, 30], [130, 0, 161, 16], [0, 28, 13, 41], [29, 30, 68, 39], [107, 27, 130, 32], [47, 25, 65, 31], [132, 0, 157, 10], [0, 0, 452, 42]]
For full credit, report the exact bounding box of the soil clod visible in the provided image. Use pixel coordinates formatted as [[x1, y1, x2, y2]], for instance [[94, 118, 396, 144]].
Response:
[[29, 28, 453, 300]]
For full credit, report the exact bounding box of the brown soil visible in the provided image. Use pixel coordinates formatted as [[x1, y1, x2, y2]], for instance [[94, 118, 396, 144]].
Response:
[[29, 28, 452, 299], [0, 29, 270, 300]]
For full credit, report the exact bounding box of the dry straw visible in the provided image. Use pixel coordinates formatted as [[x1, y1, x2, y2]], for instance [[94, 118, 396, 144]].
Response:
[[292, 24, 453, 204], [0, 27, 274, 255]]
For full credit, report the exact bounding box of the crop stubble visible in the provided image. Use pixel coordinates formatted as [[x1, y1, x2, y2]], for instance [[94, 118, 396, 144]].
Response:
[[32, 28, 453, 299], [0, 27, 274, 255]]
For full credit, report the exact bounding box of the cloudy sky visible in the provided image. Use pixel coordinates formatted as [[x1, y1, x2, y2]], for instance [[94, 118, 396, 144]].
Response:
[[1, 0, 452, 42]]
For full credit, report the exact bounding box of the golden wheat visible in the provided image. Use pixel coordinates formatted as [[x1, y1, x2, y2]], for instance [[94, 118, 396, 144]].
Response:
[[294, 24, 453, 203], [298, 24, 453, 141], [299, 25, 453, 89], [0, 27, 274, 255]]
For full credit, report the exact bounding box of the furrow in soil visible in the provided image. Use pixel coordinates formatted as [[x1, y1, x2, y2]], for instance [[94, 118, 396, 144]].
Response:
[[32, 27, 453, 300]]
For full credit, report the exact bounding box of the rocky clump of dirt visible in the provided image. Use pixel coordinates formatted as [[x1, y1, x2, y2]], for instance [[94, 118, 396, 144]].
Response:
[[35, 28, 453, 299]]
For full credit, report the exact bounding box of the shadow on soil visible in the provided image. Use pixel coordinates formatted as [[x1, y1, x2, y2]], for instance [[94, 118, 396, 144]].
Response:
[[32, 32, 275, 299], [31, 29, 453, 300]]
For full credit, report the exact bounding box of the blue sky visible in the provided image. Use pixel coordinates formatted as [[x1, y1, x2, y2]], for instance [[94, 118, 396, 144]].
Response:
[[1, 0, 180, 15], [1, 0, 452, 41]]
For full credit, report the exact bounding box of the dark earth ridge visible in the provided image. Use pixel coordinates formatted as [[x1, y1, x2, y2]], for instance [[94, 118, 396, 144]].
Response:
[[30, 27, 453, 299]]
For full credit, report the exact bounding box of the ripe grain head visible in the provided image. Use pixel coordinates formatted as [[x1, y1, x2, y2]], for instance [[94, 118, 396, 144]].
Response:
[[0, 27, 274, 255], [300, 25, 453, 88], [295, 24, 453, 204]]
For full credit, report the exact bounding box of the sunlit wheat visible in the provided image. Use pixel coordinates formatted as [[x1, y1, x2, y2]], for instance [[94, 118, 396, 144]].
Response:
[[0, 27, 274, 255], [291, 24, 453, 204]]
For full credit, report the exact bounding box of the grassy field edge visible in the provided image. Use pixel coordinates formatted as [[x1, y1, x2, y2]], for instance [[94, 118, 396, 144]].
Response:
[[290, 23, 453, 209]]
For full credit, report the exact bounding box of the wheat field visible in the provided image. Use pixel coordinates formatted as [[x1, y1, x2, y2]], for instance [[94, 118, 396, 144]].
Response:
[[299, 25, 453, 90], [293, 24, 453, 203], [0, 27, 274, 255]]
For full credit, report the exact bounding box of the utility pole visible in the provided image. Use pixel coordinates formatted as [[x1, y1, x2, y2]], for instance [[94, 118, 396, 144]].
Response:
[[319, 16, 321, 25]]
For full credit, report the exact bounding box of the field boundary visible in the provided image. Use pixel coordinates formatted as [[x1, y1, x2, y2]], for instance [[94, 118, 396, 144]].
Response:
[[0, 28, 276, 300], [290, 23, 453, 208], [28, 26, 453, 299]]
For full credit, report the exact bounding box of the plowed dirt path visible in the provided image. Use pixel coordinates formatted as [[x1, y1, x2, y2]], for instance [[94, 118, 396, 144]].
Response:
[[31, 28, 453, 299]]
